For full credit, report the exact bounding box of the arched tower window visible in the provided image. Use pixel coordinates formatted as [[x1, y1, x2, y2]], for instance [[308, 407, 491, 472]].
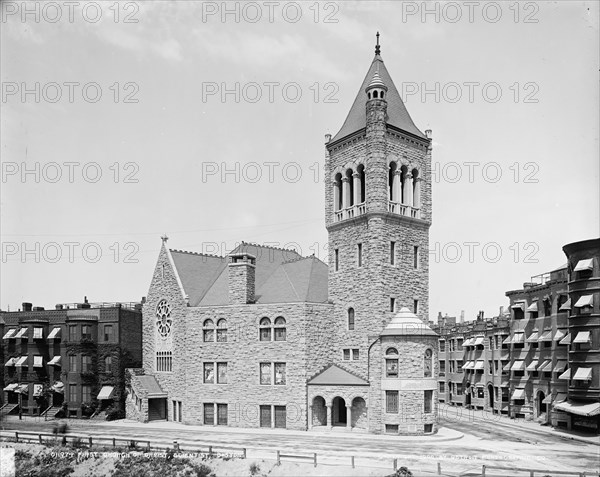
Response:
[[333, 173, 343, 212], [203, 319, 215, 342], [373, 90, 378, 99], [345, 169, 354, 207], [217, 319, 227, 342], [400, 165, 409, 204], [412, 168, 420, 209], [388, 162, 397, 201], [424, 349, 433, 377], [348, 308, 355, 330], [274, 317, 286, 341], [259, 317, 272, 341], [357, 164, 366, 203], [385, 347, 399, 377]]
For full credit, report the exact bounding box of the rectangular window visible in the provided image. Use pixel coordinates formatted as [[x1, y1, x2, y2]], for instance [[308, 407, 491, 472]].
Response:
[[352, 349, 359, 360], [457, 361, 463, 373], [386, 390, 399, 413], [104, 325, 113, 342], [217, 362, 227, 384], [439, 340, 445, 352], [457, 339, 463, 350], [33, 327, 43, 339], [390, 298, 396, 312], [439, 382, 445, 392], [81, 355, 92, 373], [450, 361, 455, 373], [82, 385, 91, 403], [343, 349, 350, 360], [334, 249, 339, 271], [357, 243, 362, 267], [217, 327, 227, 342], [69, 355, 77, 372], [457, 383, 463, 395], [274, 326, 286, 341], [204, 363, 215, 384], [260, 405, 271, 428], [386, 359, 398, 377], [488, 361, 493, 374], [204, 403, 214, 425], [390, 242, 396, 265], [217, 404, 228, 425], [385, 424, 399, 434], [424, 423, 433, 433], [413, 246, 419, 269], [69, 384, 77, 402], [260, 363, 272, 385], [81, 325, 91, 340], [156, 351, 172, 372], [413, 299, 419, 314], [69, 326, 77, 342], [104, 356, 112, 372], [424, 390, 433, 413], [489, 337, 494, 349], [203, 329, 214, 342], [274, 405, 286, 429], [274, 362, 286, 385], [439, 361, 446, 374], [259, 327, 271, 341]]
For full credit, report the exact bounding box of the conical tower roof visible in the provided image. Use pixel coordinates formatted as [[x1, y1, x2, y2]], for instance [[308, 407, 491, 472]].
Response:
[[331, 52, 426, 143], [380, 307, 437, 336]]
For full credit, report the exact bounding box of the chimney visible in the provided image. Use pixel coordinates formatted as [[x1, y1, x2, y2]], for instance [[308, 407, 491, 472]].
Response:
[[22, 302, 32, 312], [228, 252, 256, 304]]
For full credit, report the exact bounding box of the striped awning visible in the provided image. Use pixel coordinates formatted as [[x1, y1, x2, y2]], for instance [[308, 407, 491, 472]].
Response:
[[15, 384, 29, 394], [511, 388, 526, 400], [559, 333, 571, 345], [47, 327, 61, 339], [51, 382, 65, 394], [472, 336, 484, 346], [3, 383, 18, 392], [527, 302, 538, 312], [573, 368, 592, 381], [558, 369, 571, 380], [554, 401, 600, 417], [573, 331, 591, 344], [573, 258, 594, 272], [512, 333, 525, 344], [538, 330, 553, 342], [526, 360, 538, 371], [48, 356, 62, 366], [538, 360, 553, 372], [559, 298, 571, 311], [4, 357, 16, 367], [526, 331, 539, 342], [511, 360, 525, 371], [553, 360, 567, 373], [553, 329, 566, 341], [574, 295, 593, 308], [15, 356, 28, 367], [15, 328, 28, 339], [474, 360, 484, 370], [2, 329, 17, 339]]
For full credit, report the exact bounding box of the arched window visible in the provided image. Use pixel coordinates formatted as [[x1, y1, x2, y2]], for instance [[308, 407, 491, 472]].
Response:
[[412, 168, 420, 209], [334, 173, 343, 212], [385, 347, 398, 377], [367, 92, 371, 100], [388, 162, 397, 201], [381, 91, 384, 99], [259, 317, 271, 341], [373, 90, 378, 99], [217, 319, 227, 342], [203, 319, 214, 342], [345, 169, 354, 207], [274, 317, 286, 341], [357, 164, 366, 203], [348, 308, 355, 331], [400, 165, 409, 204], [424, 349, 433, 377]]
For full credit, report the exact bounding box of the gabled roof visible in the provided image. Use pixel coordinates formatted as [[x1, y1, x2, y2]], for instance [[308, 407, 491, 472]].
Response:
[[136, 375, 167, 398], [169, 243, 328, 306], [331, 53, 426, 143], [307, 364, 369, 386]]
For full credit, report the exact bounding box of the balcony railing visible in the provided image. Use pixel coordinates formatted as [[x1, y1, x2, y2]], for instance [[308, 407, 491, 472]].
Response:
[[333, 203, 366, 222], [388, 201, 420, 218]]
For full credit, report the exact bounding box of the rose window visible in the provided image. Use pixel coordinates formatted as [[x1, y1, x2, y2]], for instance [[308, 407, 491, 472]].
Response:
[[156, 299, 172, 338]]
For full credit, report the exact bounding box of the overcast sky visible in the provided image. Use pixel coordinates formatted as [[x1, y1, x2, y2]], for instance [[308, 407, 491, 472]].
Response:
[[1, 1, 598, 322]]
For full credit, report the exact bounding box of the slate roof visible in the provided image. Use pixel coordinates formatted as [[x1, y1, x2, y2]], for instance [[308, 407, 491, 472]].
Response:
[[169, 243, 329, 306], [136, 375, 167, 397], [307, 364, 369, 386], [331, 53, 426, 143]]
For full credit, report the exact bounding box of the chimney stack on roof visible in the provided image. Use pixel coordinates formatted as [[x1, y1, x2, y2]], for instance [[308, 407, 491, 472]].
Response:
[[228, 252, 256, 305]]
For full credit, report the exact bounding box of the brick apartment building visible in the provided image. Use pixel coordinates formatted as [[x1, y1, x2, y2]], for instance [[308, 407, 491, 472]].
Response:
[[127, 37, 440, 435], [1, 298, 142, 420]]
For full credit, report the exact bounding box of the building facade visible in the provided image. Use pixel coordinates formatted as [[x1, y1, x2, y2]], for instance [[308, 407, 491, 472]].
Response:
[[1, 299, 142, 419], [127, 38, 439, 435]]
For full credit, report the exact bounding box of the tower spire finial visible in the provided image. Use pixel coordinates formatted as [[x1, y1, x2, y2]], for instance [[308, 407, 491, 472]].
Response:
[[375, 31, 380, 56]]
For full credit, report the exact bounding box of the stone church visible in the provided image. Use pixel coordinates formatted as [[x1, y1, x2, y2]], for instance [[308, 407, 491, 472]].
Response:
[[127, 37, 439, 435]]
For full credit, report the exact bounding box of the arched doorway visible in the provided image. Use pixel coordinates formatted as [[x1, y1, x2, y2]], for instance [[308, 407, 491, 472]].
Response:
[[351, 397, 367, 429], [488, 384, 494, 410], [332, 396, 347, 426], [312, 396, 326, 427], [537, 391, 546, 416]]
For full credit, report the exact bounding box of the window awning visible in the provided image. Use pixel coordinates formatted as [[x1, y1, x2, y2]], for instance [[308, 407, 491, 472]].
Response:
[[558, 369, 571, 380], [48, 356, 61, 366], [538, 330, 553, 342], [526, 360, 538, 371], [463, 361, 475, 369], [15, 328, 28, 338], [559, 298, 571, 311], [502, 361, 511, 372], [33, 356, 43, 368], [473, 336, 484, 346], [463, 338, 474, 347], [553, 329, 566, 341], [33, 384, 43, 397], [4, 357, 16, 367], [97, 386, 115, 400], [553, 360, 568, 373], [33, 328, 43, 339], [511, 360, 525, 371], [559, 333, 571, 345], [3, 383, 18, 392], [51, 382, 64, 394], [554, 401, 600, 417], [526, 331, 539, 342], [15, 356, 28, 367], [502, 336, 512, 345], [512, 333, 525, 344], [554, 392, 567, 403], [573, 331, 591, 344], [573, 368, 592, 381], [538, 360, 552, 372], [474, 360, 484, 370], [511, 301, 525, 310], [573, 258, 594, 272], [15, 384, 29, 394], [2, 329, 17, 339], [461, 361, 471, 370], [511, 388, 526, 400], [542, 395, 553, 404], [574, 295, 593, 308], [527, 302, 538, 312], [47, 327, 61, 339]]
